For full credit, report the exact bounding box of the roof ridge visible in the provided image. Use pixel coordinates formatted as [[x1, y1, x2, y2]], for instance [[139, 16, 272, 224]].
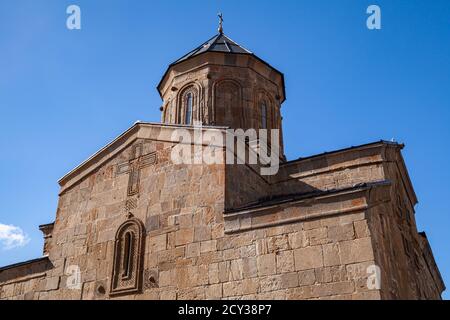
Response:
[[173, 33, 220, 64], [172, 33, 253, 65], [220, 34, 253, 54]]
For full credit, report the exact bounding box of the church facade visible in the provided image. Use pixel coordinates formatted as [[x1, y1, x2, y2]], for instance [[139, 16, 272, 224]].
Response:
[[0, 29, 445, 300]]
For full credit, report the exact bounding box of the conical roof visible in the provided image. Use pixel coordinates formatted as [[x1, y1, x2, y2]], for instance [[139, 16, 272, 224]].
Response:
[[158, 32, 286, 102], [173, 33, 253, 64]]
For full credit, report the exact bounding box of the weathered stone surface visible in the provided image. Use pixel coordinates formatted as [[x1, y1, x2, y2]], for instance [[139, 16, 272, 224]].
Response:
[[315, 266, 347, 283], [339, 238, 374, 264], [352, 290, 381, 300], [323, 243, 341, 267], [159, 270, 174, 287], [242, 257, 258, 278], [148, 234, 167, 253], [311, 282, 355, 298], [186, 243, 200, 258], [354, 220, 370, 238], [208, 263, 220, 284], [218, 261, 230, 283], [298, 269, 316, 286], [288, 231, 305, 249], [281, 272, 299, 289], [175, 229, 194, 247], [194, 226, 212, 242], [45, 277, 60, 291], [304, 228, 329, 246], [0, 29, 443, 302], [294, 246, 323, 271], [146, 215, 160, 232], [328, 224, 355, 242], [200, 240, 217, 253], [206, 284, 223, 299], [257, 254, 276, 276], [229, 260, 243, 281], [160, 290, 177, 300], [267, 235, 290, 253], [260, 275, 283, 292], [276, 250, 295, 273]]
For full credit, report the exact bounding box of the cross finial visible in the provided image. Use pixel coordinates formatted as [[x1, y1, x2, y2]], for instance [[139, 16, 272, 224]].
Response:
[[218, 12, 224, 34]]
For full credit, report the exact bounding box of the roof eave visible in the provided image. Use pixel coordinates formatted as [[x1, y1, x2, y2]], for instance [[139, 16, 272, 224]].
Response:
[[157, 51, 286, 102]]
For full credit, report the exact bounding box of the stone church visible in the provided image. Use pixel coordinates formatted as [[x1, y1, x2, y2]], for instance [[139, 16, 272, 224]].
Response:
[[0, 24, 445, 300]]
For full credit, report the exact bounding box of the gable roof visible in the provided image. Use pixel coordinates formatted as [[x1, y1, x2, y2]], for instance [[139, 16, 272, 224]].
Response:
[[57, 122, 229, 194]]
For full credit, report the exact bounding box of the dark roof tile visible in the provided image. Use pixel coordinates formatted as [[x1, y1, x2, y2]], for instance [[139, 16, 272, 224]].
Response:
[[173, 33, 252, 65]]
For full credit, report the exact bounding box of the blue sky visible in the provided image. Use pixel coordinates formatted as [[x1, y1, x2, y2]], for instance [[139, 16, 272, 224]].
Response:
[[0, 0, 448, 299]]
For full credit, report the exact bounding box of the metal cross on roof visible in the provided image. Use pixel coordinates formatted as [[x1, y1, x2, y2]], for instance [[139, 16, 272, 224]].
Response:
[[218, 12, 224, 34]]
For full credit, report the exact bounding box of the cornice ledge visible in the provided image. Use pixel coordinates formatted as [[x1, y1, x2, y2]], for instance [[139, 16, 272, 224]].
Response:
[[224, 181, 391, 235]]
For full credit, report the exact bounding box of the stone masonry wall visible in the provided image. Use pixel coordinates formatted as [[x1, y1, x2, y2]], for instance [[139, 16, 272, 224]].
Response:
[[0, 134, 380, 300], [366, 149, 445, 299], [0, 137, 443, 300]]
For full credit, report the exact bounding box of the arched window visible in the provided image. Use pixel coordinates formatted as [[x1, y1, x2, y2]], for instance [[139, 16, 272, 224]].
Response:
[[122, 232, 133, 279], [110, 217, 145, 296], [214, 80, 243, 128], [185, 92, 193, 125], [178, 86, 198, 125], [261, 102, 268, 129]]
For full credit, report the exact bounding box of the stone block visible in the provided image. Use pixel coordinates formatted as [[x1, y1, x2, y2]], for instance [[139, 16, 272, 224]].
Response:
[[206, 284, 223, 299], [346, 261, 374, 280], [159, 270, 174, 287], [310, 281, 354, 298], [218, 261, 230, 283], [178, 214, 193, 228], [229, 260, 243, 281], [175, 229, 194, 246], [240, 244, 256, 258], [352, 290, 381, 300], [255, 239, 268, 255], [304, 228, 329, 246], [328, 224, 355, 242], [148, 233, 167, 253], [197, 264, 209, 286], [160, 290, 177, 300], [276, 250, 295, 273], [281, 272, 299, 289], [178, 287, 205, 300], [354, 220, 370, 238], [339, 238, 374, 264], [288, 231, 305, 249], [223, 248, 240, 261], [223, 280, 242, 298], [294, 246, 323, 271], [186, 243, 200, 258], [303, 220, 321, 230], [257, 254, 276, 276], [209, 263, 220, 284], [194, 226, 211, 242], [267, 234, 291, 253], [242, 257, 258, 278], [298, 269, 316, 286], [323, 243, 341, 267], [242, 278, 260, 295], [200, 240, 217, 253], [260, 275, 283, 292], [315, 266, 347, 283], [145, 215, 160, 232], [45, 277, 60, 291]]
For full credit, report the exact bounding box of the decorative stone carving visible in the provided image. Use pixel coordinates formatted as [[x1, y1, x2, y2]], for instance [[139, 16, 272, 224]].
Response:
[[110, 217, 145, 297], [117, 143, 157, 197]]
